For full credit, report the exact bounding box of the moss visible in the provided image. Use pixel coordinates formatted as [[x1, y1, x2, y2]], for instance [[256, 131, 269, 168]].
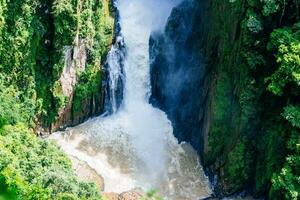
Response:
[[52, 81, 68, 111], [71, 0, 114, 116], [206, 72, 234, 164], [202, 0, 300, 197], [72, 65, 102, 115], [203, 0, 247, 165], [224, 140, 252, 190]]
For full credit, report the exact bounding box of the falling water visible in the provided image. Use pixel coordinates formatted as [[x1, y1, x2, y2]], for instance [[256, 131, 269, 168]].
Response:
[[49, 0, 212, 199], [104, 35, 125, 114]]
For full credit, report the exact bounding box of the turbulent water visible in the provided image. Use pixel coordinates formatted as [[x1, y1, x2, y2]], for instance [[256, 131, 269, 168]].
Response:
[[50, 0, 212, 199]]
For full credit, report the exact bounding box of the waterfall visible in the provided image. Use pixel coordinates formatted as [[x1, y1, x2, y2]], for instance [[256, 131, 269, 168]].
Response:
[[104, 35, 125, 114], [104, 8, 126, 114], [49, 0, 212, 199]]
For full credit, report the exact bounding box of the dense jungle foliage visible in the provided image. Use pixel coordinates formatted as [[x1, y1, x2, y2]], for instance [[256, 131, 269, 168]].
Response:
[[0, 124, 101, 200], [0, 0, 113, 199], [204, 0, 300, 199]]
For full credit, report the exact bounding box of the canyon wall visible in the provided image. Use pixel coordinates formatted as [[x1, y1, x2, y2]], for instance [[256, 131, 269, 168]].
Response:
[[50, 0, 115, 131], [151, 0, 300, 198], [0, 0, 115, 132], [150, 0, 209, 153], [150, 0, 247, 195]]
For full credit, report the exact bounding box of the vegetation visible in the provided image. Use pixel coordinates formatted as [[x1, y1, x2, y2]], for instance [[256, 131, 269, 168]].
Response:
[[0, 0, 113, 127], [0, 69, 101, 199], [142, 190, 163, 200], [0, 0, 113, 199], [203, 0, 300, 199], [52, 0, 114, 118], [0, 124, 101, 200]]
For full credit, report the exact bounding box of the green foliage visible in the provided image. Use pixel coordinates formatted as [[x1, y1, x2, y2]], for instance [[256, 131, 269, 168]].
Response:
[[0, 0, 46, 125], [0, 123, 102, 199], [205, 0, 300, 198], [53, 0, 113, 119], [270, 130, 300, 200], [0, 0, 114, 127], [0, 76, 36, 128], [282, 105, 300, 128], [52, 81, 68, 112], [254, 124, 287, 194], [52, 0, 77, 49], [267, 24, 300, 96], [68, 0, 114, 117], [206, 72, 234, 165], [0, 1, 115, 200], [72, 65, 102, 115], [261, 0, 280, 16], [0, 0, 114, 198], [246, 11, 263, 33], [143, 189, 163, 200], [225, 141, 252, 189]]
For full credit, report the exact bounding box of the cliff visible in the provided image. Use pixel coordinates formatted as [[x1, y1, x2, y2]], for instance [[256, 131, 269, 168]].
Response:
[[151, 0, 300, 198], [0, 0, 115, 133], [150, 0, 208, 153], [50, 0, 115, 131]]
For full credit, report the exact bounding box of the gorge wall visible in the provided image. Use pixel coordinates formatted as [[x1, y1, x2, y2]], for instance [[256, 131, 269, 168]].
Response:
[[150, 0, 208, 154], [0, 0, 115, 133], [49, 0, 115, 131], [151, 0, 300, 199], [0, 1, 116, 198]]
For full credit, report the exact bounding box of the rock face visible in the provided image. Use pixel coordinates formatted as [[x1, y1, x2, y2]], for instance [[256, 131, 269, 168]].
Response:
[[52, 39, 103, 131], [50, 0, 116, 132], [150, 0, 210, 154], [150, 0, 248, 197], [70, 155, 144, 200]]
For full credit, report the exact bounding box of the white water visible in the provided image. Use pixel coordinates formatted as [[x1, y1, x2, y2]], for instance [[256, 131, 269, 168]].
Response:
[[105, 35, 125, 113], [50, 0, 212, 199]]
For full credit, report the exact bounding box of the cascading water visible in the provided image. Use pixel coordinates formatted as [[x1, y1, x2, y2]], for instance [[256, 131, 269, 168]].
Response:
[[103, 10, 126, 114], [49, 0, 212, 199], [104, 35, 125, 114]]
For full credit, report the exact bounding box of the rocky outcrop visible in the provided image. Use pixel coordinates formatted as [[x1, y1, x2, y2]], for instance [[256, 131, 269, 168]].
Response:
[[118, 190, 144, 200], [50, 0, 116, 132], [71, 156, 105, 191], [103, 189, 144, 200], [70, 155, 144, 200], [51, 39, 101, 131]]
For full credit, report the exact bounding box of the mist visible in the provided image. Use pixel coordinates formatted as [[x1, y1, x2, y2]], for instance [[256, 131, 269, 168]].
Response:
[[116, 0, 182, 33], [150, 0, 208, 152], [115, 0, 184, 183]]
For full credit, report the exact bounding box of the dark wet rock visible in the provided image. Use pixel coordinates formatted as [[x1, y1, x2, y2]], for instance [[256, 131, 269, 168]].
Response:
[[150, 0, 210, 155]]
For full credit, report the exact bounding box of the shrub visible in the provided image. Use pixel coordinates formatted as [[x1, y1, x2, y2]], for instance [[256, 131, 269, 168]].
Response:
[[0, 124, 102, 199]]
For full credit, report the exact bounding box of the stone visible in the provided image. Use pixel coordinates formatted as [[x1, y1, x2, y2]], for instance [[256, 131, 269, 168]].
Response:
[[70, 156, 105, 191], [103, 192, 119, 200], [118, 189, 144, 200]]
